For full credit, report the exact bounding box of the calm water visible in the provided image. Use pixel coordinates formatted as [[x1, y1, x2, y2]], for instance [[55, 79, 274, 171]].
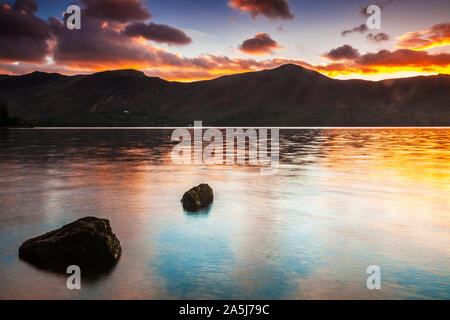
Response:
[[0, 128, 449, 300]]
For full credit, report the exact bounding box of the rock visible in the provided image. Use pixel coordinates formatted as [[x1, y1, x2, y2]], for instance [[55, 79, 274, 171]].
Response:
[[181, 184, 214, 212], [19, 217, 121, 274]]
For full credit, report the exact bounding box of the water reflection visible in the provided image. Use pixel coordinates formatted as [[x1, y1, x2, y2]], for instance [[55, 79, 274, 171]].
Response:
[[0, 128, 448, 299], [183, 205, 213, 217]]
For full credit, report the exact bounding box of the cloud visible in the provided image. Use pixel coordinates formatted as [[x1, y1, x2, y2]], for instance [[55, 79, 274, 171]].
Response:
[[396, 23, 450, 51], [30, 1, 188, 70], [124, 22, 191, 45], [238, 33, 283, 55], [48, 13, 159, 70], [228, 0, 294, 20], [47, 10, 293, 77], [367, 32, 390, 43], [82, 0, 152, 23], [356, 49, 450, 67], [12, 0, 38, 13], [341, 24, 368, 37], [0, 0, 51, 63], [2, 45, 449, 82], [323, 45, 361, 61], [317, 46, 450, 76]]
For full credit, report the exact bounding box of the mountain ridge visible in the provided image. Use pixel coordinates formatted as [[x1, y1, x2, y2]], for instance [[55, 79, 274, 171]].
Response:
[[0, 64, 449, 126]]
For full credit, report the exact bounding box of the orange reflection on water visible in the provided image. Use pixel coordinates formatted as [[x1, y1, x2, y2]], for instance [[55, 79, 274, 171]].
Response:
[[320, 128, 450, 189]]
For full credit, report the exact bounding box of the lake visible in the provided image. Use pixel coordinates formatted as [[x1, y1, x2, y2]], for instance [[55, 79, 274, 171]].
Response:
[[0, 128, 449, 299]]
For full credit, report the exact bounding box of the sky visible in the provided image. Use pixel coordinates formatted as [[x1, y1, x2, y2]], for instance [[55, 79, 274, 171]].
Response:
[[0, 0, 449, 81]]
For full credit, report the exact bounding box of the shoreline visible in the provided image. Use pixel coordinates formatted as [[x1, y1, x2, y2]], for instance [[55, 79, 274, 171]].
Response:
[[4, 126, 450, 130]]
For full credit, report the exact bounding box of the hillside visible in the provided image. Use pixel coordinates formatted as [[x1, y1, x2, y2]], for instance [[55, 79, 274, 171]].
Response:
[[0, 64, 449, 126]]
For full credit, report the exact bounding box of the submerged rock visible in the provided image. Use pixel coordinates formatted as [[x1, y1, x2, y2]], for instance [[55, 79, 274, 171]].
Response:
[[19, 217, 121, 274], [181, 184, 214, 212]]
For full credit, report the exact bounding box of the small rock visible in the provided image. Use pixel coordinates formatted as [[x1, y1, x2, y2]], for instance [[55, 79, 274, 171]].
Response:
[[19, 217, 121, 274], [181, 184, 214, 212]]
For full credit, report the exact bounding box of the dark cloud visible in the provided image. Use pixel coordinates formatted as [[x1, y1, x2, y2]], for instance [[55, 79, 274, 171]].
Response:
[[341, 24, 368, 37], [12, 0, 38, 13], [48, 13, 158, 68], [229, 0, 294, 20], [239, 33, 282, 55], [46, 1, 194, 68], [47, 0, 191, 68], [0, 0, 50, 63], [367, 32, 390, 43], [48, 12, 218, 72], [82, 0, 152, 23], [124, 22, 191, 45], [323, 45, 361, 61]]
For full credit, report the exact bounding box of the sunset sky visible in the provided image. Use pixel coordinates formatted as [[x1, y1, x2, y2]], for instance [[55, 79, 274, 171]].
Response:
[[0, 0, 449, 81]]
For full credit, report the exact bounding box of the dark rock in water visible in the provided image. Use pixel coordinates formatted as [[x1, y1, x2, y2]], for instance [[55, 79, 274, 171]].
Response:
[[19, 217, 121, 274], [181, 184, 214, 212]]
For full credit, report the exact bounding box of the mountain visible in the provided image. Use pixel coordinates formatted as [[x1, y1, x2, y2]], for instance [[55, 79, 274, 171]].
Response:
[[0, 64, 449, 126]]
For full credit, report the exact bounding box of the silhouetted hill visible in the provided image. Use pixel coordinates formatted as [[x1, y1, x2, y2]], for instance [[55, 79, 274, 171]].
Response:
[[0, 64, 448, 126]]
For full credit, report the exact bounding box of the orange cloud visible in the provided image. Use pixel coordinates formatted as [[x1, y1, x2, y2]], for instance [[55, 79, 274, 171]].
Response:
[[4, 47, 448, 82], [396, 23, 450, 51], [317, 47, 450, 77]]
